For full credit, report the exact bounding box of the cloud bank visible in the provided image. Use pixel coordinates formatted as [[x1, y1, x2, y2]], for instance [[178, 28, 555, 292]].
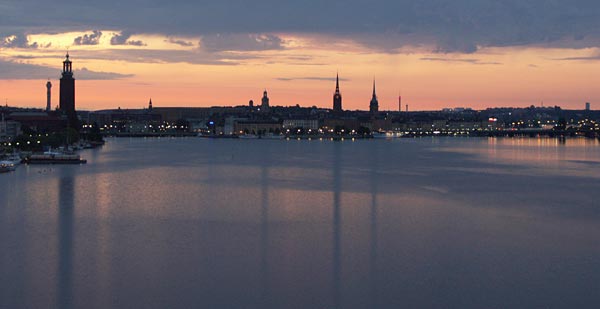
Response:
[[1, 0, 600, 53], [110, 31, 146, 46], [0, 59, 133, 80], [74, 30, 102, 45]]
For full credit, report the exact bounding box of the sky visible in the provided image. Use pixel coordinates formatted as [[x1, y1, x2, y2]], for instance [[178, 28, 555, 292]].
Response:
[[1, 0, 600, 111]]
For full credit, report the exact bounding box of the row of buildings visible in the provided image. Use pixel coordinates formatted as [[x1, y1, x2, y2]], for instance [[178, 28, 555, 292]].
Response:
[[85, 100, 600, 137], [2, 54, 600, 142]]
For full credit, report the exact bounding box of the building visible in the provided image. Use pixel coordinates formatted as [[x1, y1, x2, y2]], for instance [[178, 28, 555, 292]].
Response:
[[89, 108, 161, 129], [283, 119, 319, 130], [586, 102, 591, 111], [59, 53, 77, 128], [7, 112, 64, 133], [369, 80, 379, 114], [0, 114, 21, 142], [261, 90, 270, 113], [333, 74, 342, 113], [323, 118, 360, 132], [234, 120, 281, 135]]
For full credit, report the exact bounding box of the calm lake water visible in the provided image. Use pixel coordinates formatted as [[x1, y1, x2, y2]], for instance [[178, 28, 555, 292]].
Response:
[[1, 137, 599, 308]]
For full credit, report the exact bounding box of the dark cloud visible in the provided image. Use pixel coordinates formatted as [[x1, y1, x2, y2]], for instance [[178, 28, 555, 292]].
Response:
[[420, 57, 502, 65], [73, 30, 102, 45], [65, 49, 244, 65], [0, 58, 133, 80], [166, 38, 194, 47], [110, 31, 146, 46], [2, 0, 600, 52], [125, 40, 145, 47], [553, 55, 600, 61], [276, 77, 351, 82], [1, 33, 47, 48], [286, 56, 313, 61], [201, 34, 284, 52], [75, 67, 134, 80]]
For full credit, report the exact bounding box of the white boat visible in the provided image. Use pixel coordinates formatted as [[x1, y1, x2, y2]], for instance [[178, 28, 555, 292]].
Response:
[[0, 161, 16, 172], [24, 148, 86, 164], [2, 153, 22, 165]]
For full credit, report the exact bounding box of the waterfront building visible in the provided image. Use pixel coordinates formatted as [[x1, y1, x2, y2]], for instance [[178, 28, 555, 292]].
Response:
[[333, 74, 342, 113], [234, 120, 281, 135], [59, 53, 77, 128], [283, 119, 319, 131], [370, 79, 379, 114], [224, 116, 249, 135], [0, 114, 21, 142], [323, 118, 360, 132], [89, 108, 162, 130], [7, 112, 64, 133]]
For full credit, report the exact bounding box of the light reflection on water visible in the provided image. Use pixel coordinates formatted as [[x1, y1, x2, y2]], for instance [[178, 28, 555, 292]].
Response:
[[1, 137, 599, 308]]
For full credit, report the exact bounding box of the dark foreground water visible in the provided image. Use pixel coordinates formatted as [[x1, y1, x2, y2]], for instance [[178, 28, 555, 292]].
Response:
[[1, 137, 599, 308]]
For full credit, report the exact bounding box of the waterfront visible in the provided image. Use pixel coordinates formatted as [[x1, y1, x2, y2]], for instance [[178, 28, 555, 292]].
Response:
[[1, 137, 599, 308]]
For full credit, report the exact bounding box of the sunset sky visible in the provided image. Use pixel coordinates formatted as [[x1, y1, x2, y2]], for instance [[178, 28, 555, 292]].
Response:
[[1, 0, 600, 111]]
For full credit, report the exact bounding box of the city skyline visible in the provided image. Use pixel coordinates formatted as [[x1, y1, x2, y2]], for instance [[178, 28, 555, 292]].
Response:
[[2, 1, 600, 110]]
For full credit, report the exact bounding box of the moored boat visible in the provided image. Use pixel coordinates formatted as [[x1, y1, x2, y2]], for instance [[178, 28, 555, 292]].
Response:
[[24, 150, 86, 164], [1, 153, 22, 165], [0, 162, 16, 172]]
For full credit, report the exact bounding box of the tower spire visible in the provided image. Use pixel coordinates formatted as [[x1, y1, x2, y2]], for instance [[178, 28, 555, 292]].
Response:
[[333, 72, 342, 112], [372, 78, 376, 97], [59, 52, 77, 128], [62, 51, 72, 75], [369, 78, 379, 114]]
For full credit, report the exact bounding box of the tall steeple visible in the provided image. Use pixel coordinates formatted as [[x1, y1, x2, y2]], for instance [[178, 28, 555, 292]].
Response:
[[60, 52, 77, 128], [261, 89, 270, 113], [369, 79, 379, 114], [372, 79, 376, 97], [333, 73, 342, 113]]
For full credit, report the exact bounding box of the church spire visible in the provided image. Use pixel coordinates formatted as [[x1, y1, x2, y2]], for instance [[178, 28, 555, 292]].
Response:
[[333, 72, 342, 112], [372, 79, 376, 98], [369, 78, 379, 114]]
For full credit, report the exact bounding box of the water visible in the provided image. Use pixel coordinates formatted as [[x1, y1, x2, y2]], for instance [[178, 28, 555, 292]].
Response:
[[1, 137, 599, 308]]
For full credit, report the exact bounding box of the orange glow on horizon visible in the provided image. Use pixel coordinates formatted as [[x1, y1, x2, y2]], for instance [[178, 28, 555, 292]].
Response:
[[1, 32, 599, 111]]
